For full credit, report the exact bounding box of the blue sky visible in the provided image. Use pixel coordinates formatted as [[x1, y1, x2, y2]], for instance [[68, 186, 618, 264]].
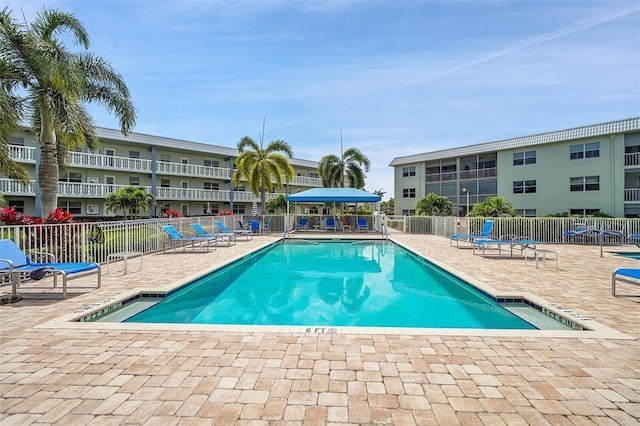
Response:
[[8, 0, 640, 200]]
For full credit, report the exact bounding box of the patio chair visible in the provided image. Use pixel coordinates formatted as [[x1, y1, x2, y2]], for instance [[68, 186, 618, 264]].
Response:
[[161, 225, 217, 252], [612, 268, 640, 297], [473, 235, 539, 258], [216, 220, 252, 241], [190, 223, 236, 246], [263, 219, 271, 233], [341, 216, 351, 232], [357, 218, 369, 232], [325, 217, 337, 231], [450, 219, 495, 247], [296, 217, 309, 231], [0, 239, 101, 299]]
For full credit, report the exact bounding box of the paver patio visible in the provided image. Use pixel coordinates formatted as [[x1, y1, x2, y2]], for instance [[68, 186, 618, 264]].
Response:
[[1, 233, 639, 424]]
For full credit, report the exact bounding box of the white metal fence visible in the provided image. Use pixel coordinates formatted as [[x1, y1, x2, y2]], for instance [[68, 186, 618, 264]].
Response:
[[3, 215, 640, 266], [405, 216, 640, 243]]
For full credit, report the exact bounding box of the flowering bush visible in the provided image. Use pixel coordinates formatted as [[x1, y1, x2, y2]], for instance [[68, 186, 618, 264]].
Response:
[[162, 209, 184, 218], [40, 208, 74, 224], [218, 210, 234, 216], [0, 206, 33, 225]]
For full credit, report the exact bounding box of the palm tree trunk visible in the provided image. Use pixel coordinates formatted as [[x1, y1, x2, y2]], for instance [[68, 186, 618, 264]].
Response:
[[38, 110, 59, 216]]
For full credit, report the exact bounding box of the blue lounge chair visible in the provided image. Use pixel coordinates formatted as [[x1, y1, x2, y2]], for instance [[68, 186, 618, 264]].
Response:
[[190, 223, 236, 246], [612, 268, 640, 297], [161, 225, 217, 252], [216, 220, 252, 240], [450, 220, 495, 247], [325, 217, 336, 231], [0, 239, 101, 299], [357, 218, 369, 232], [296, 217, 308, 231], [473, 235, 539, 257]]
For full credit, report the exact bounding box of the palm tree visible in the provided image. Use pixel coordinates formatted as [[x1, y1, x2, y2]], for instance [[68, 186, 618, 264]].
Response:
[[470, 195, 515, 217], [266, 194, 290, 213], [0, 7, 136, 216], [416, 193, 453, 216], [318, 141, 370, 189], [0, 59, 30, 184], [233, 136, 294, 215], [105, 186, 155, 219]]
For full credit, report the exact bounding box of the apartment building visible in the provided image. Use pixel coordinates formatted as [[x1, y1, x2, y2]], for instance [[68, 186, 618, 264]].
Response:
[[390, 117, 640, 217], [2, 127, 322, 217]]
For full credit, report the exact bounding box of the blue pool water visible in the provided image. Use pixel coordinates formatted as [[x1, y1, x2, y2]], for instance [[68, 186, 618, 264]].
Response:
[[125, 241, 536, 329], [616, 252, 640, 260]]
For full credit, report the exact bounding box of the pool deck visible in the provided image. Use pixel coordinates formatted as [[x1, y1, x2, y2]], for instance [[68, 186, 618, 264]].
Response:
[[1, 232, 639, 424]]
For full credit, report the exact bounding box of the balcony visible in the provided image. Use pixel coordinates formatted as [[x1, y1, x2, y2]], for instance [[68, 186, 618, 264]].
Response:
[[9, 145, 36, 163], [624, 188, 640, 202], [425, 171, 457, 182], [9, 145, 321, 186], [0, 178, 280, 203], [625, 152, 640, 167], [459, 167, 497, 180]]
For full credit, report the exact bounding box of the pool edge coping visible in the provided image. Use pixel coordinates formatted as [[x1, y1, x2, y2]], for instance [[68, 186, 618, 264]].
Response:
[[34, 236, 634, 340]]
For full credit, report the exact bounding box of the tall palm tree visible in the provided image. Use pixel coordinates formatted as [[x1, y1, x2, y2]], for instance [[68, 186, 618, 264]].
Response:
[[318, 137, 370, 188], [233, 136, 294, 215], [0, 7, 136, 215]]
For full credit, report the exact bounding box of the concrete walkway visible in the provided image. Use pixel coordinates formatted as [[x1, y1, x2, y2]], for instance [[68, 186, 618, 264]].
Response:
[[1, 233, 639, 424]]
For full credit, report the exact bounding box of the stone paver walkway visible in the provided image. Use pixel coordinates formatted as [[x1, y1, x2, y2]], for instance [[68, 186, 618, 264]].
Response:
[[1, 234, 639, 424]]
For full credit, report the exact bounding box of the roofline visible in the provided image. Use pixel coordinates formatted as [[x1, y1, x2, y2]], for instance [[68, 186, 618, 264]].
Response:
[[17, 124, 319, 168], [389, 117, 640, 166]]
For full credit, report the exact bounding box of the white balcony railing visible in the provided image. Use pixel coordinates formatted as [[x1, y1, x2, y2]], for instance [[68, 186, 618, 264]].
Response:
[[156, 161, 231, 179], [625, 152, 640, 167], [9, 145, 36, 163], [624, 188, 640, 202], [68, 152, 153, 172], [0, 178, 35, 195]]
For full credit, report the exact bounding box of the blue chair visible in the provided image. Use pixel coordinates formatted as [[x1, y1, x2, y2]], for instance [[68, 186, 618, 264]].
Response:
[[473, 235, 539, 257], [216, 220, 252, 240], [450, 219, 495, 247], [0, 239, 101, 299], [325, 217, 336, 231], [161, 225, 217, 252], [357, 218, 369, 232], [296, 217, 308, 231], [612, 268, 640, 297], [190, 223, 236, 246]]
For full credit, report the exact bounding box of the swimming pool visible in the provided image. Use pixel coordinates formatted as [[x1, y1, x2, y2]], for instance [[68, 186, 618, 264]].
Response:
[[105, 240, 543, 329], [615, 252, 640, 260]]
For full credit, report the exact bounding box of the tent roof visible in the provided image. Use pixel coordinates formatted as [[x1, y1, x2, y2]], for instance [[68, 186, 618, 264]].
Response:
[[286, 188, 381, 203]]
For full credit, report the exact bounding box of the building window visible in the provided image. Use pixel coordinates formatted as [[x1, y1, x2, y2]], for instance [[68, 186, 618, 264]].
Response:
[[402, 166, 416, 177], [513, 180, 536, 194], [58, 201, 82, 215], [402, 209, 416, 215], [513, 150, 536, 166], [160, 179, 170, 188], [570, 176, 599, 192], [570, 142, 599, 160], [516, 209, 537, 217], [236, 186, 246, 192], [233, 204, 246, 214], [310, 172, 319, 178], [402, 188, 416, 198], [204, 182, 219, 190], [160, 154, 170, 162], [204, 159, 219, 167], [129, 177, 140, 186], [10, 137, 24, 145], [203, 203, 219, 215], [59, 172, 82, 183], [129, 151, 140, 159], [569, 208, 601, 217], [8, 200, 24, 213]]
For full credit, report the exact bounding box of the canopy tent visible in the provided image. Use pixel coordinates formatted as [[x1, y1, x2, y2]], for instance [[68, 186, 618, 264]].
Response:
[[285, 188, 382, 234], [286, 188, 381, 203]]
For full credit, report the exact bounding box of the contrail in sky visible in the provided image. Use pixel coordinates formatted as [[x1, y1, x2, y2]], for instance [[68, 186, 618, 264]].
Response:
[[277, 5, 640, 130]]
